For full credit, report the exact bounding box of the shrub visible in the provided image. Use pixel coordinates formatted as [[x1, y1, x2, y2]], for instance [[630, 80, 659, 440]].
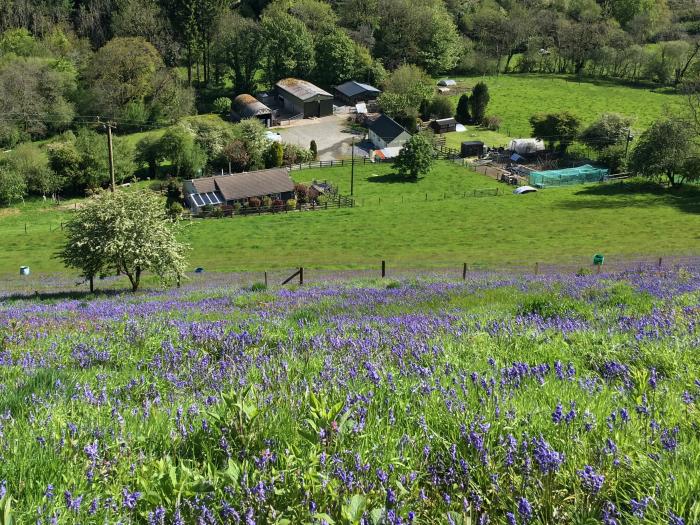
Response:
[[262, 196, 272, 208], [283, 143, 314, 165], [166, 201, 184, 218], [250, 282, 267, 291], [310, 140, 318, 160], [428, 97, 454, 119], [213, 97, 232, 114], [272, 199, 284, 209], [286, 198, 297, 209], [248, 197, 261, 208], [211, 207, 224, 218], [598, 144, 627, 174], [483, 115, 502, 131], [294, 183, 309, 203]]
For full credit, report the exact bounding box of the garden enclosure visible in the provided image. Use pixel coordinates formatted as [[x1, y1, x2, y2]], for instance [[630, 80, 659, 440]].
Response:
[[529, 164, 609, 188]]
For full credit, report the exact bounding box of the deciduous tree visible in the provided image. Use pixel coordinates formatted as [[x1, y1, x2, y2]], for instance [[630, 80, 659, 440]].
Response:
[[58, 189, 189, 292], [395, 133, 434, 179]]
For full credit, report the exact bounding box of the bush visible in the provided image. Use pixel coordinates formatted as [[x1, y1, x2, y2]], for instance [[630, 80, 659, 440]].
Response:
[[213, 97, 232, 114], [286, 198, 297, 210], [483, 115, 502, 131], [272, 199, 284, 209], [310, 140, 318, 160], [166, 201, 184, 218], [248, 197, 261, 208], [597, 144, 627, 174], [427, 97, 455, 119], [294, 183, 309, 203], [262, 196, 272, 208]]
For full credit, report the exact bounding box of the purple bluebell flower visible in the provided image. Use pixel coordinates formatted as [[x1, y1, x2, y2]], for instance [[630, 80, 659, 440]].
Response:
[[630, 497, 651, 518], [121, 488, 141, 510], [577, 465, 604, 495], [64, 491, 82, 513], [668, 511, 685, 525], [506, 512, 517, 525], [518, 497, 532, 523]]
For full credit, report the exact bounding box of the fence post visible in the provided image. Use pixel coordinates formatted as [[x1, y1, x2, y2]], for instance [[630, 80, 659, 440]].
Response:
[[425, 193, 428, 201], [24, 223, 27, 234], [381, 260, 386, 278], [658, 257, 663, 269], [535, 262, 539, 275], [462, 263, 467, 280], [299, 267, 304, 285], [264, 271, 268, 287]]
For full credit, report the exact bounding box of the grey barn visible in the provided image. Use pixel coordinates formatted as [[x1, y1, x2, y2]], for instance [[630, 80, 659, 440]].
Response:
[[276, 78, 334, 118]]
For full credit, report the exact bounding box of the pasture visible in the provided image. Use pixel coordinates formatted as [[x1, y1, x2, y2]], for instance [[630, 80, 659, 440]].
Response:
[[0, 268, 698, 523], [0, 161, 699, 277], [443, 74, 685, 147]]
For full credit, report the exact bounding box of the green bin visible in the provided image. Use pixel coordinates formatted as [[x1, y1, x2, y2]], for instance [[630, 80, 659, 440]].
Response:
[[593, 254, 604, 266]]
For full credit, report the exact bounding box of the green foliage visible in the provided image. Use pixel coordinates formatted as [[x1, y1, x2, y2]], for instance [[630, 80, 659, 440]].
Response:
[[58, 189, 189, 291], [579, 113, 632, 152], [456, 93, 470, 124], [427, 97, 454, 119], [394, 133, 434, 179], [237, 118, 269, 170], [529, 111, 582, 152], [597, 144, 628, 174], [483, 115, 501, 131], [4, 143, 62, 196], [135, 135, 164, 178], [378, 65, 433, 125], [261, 10, 315, 83], [0, 57, 76, 145], [469, 82, 490, 124], [159, 126, 206, 178], [0, 163, 26, 205], [212, 97, 231, 114], [309, 140, 318, 160], [374, 0, 460, 73], [84, 37, 164, 117], [222, 139, 250, 172], [630, 117, 696, 186], [211, 12, 264, 93], [314, 29, 357, 87]]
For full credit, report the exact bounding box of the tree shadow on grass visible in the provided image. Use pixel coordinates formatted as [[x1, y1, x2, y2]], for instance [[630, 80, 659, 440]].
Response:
[[366, 172, 421, 184], [0, 288, 127, 303], [554, 180, 700, 214]]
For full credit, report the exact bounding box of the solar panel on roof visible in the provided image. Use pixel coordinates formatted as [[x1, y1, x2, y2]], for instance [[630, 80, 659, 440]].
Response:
[[192, 194, 205, 207], [208, 192, 222, 204]]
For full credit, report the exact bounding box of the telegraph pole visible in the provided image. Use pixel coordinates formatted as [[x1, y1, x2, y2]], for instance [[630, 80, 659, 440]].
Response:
[[350, 136, 355, 196], [98, 117, 116, 192]]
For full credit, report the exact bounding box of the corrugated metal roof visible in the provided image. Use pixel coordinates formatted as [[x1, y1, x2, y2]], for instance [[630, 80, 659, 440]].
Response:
[[232, 94, 272, 118], [276, 78, 332, 101], [335, 80, 381, 98], [186, 168, 295, 202]]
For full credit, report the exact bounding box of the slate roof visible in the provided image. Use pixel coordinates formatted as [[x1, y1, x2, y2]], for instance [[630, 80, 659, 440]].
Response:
[[368, 114, 409, 143], [232, 94, 272, 118], [187, 168, 295, 202], [276, 78, 332, 101], [335, 80, 381, 98]]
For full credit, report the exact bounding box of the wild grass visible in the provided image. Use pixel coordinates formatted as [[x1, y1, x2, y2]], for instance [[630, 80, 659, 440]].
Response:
[[0, 162, 699, 276]]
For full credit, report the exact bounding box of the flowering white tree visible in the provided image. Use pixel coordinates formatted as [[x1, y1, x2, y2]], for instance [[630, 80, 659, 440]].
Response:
[[58, 189, 189, 292]]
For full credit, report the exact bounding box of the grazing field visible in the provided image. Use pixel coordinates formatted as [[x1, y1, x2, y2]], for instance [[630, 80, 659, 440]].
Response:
[[0, 268, 699, 523], [1, 162, 699, 276], [443, 74, 685, 147]]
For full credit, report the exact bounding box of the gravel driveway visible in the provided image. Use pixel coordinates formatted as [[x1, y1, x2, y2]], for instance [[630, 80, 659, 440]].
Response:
[[276, 116, 365, 161]]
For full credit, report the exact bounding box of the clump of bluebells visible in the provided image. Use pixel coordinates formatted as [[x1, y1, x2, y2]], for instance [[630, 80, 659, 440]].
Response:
[[0, 268, 698, 523]]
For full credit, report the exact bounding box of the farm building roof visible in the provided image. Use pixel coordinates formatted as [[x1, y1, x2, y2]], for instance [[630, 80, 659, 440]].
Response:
[[335, 80, 381, 98], [438, 79, 456, 86], [232, 94, 272, 118], [276, 78, 332, 101], [187, 168, 295, 201], [434, 118, 457, 125], [368, 114, 409, 142]]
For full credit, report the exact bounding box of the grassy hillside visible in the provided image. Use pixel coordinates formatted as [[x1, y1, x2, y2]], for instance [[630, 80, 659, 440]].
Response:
[[1, 161, 699, 276], [444, 74, 685, 147]]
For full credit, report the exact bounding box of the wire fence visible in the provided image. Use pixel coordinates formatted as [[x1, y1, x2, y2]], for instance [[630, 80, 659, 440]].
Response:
[[3, 256, 699, 297]]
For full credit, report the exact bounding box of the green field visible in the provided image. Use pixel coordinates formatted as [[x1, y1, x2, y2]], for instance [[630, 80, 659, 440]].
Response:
[[1, 161, 699, 277], [443, 74, 685, 147]]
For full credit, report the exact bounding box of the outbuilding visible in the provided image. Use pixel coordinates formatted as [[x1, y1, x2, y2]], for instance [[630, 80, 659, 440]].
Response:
[[184, 168, 295, 214], [276, 78, 334, 118], [438, 79, 457, 87], [368, 114, 411, 149], [231, 94, 273, 127], [461, 141, 485, 157], [430, 118, 457, 134], [334, 80, 381, 105]]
